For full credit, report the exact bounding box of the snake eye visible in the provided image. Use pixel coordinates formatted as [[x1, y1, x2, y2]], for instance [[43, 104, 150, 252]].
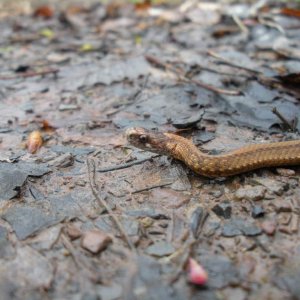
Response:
[[139, 134, 148, 143]]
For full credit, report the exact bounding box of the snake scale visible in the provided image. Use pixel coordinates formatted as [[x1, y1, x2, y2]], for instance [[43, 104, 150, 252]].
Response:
[[126, 127, 300, 178]]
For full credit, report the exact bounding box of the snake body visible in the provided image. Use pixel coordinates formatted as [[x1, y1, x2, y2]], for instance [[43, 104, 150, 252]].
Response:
[[126, 127, 300, 178]]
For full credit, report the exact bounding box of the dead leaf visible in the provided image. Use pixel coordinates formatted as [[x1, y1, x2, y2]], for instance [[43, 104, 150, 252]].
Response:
[[281, 7, 300, 19], [27, 131, 43, 154], [33, 5, 54, 19]]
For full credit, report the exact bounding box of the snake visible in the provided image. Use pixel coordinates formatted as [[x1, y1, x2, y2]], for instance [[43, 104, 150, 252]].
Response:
[[126, 127, 300, 178]]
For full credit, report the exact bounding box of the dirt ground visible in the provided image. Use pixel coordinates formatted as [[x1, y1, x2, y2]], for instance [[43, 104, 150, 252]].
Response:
[[0, 0, 300, 299]]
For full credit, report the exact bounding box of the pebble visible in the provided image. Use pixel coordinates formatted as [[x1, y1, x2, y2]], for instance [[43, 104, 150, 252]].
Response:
[[270, 199, 292, 213], [65, 224, 82, 240], [261, 220, 276, 235], [253, 178, 288, 196], [222, 218, 262, 237], [276, 168, 296, 177], [212, 201, 232, 219], [188, 205, 207, 237], [235, 185, 266, 201], [251, 205, 265, 218], [81, 229, 112, 254], [145, 240, 175, 257]]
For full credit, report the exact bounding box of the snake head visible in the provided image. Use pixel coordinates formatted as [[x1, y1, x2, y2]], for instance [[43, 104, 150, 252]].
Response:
[[126, 127, 173, 155]]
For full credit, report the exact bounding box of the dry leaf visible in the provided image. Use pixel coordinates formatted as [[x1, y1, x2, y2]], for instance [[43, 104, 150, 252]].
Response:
[[27, 131, 43, 154], [33, 6, 54, 19]]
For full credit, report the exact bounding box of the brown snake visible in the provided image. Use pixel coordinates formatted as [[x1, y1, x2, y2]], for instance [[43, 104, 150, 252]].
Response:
[[126, 127, 300, 178]]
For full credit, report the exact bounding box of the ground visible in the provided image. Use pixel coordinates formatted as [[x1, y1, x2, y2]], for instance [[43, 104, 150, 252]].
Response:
[[0, 0, 300, 299]]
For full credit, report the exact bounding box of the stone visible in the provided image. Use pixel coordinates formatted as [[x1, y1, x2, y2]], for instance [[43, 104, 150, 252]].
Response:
[[145, 241, 175, 257], [212, 201, 232, 219], [251, 205, 265, 218], [235, 185, 266, 201], [276, 168, 296, 176], [201, 255, 240, 288], [81, 229, 112, 254], [253, 178, 288, 196], [1, 205, 59, 240], [125, 209, 169, 220], [189, 205, 208, 237], [271, 199, 292, 213], [0, 162, 50, 201], [65, 224, 82, 240], [261, 220, 276, 235], [222, 218, 262, 237], [0, 246, 54, 289]]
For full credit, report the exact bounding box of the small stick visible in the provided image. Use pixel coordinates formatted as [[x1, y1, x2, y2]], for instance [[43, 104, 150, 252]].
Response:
[[232, 14, 249, 35], [97, 154, 160, 173], [207, 50, 261, 75], [145, 55, 242, 96], [0, 68, 59, 80], [272, 107, 294, 131], [87, 158, 136, 252], [131, 182, 172, 194]]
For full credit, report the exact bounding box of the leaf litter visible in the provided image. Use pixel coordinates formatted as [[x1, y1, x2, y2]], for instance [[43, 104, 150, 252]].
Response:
[[0, 0, 300, 299]]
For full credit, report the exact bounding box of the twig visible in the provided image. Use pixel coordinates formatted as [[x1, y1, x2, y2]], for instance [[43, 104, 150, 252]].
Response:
[[0, 68, 59, 80], [272, 107, 295, 131], [97, 154, 160, 173], [207, 50, 261, 75], [87, 158, 136, 252], [132, 182, 173, 194], [258, 15, 285, 34], [232, 14, 249, 35], [145, 55, 242, 96]]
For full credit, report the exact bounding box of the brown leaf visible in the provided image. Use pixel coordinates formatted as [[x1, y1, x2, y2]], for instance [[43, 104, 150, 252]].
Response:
[[33, 5, 54, 19], [27, 130, 43, 154], [135, 0, 151, 11], [281, 7, 300, 19]]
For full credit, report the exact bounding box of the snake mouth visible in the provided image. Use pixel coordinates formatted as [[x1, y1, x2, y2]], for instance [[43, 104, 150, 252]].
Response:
[[125, 127, 170, 155], [125, 127, 152, 150]]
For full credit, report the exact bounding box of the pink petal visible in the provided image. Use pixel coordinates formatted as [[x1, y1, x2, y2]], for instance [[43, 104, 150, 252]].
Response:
[[188, 258, 208, 285]]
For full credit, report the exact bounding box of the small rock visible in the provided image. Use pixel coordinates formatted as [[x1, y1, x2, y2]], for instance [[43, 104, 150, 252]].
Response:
[[65, 224, 82, 240], [75, 179, 86, 187], [204, 221, 220, 237], [188, 205, 208, 237], [261, 220, 276, 236], [271, 199, 292, 213], [251, 205, 265, 218], [210, 190, 223, 198], [212, 201, 232, 219], [145, 241, 175, 257], [222, 222, 241, 237], [193, 131, 215, 144], [235, 185, 266, 201], [81, 229, 112, 254], [139, 217, 154, 228], [222, 218, 262, 237], [253, 178, 288, 196], [172, 112, 203, 129], [49, 153, 74, 168], [126, 209, 169, 220], [201, 255, 240, 288], [276, 168, 296, 177]]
